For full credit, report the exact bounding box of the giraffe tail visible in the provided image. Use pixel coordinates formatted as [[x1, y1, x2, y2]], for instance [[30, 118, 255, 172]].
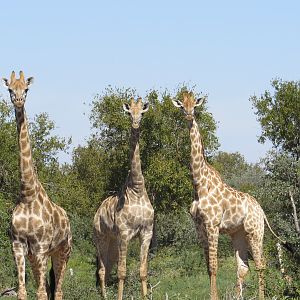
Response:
[[263, 213, 286, 244], [95, 255, 100, 287], [149, 217, 158, 254], [49, 263, 55, 300]]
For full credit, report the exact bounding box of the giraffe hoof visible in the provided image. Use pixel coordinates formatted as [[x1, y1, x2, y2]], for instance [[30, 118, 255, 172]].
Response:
[[54, 291, 63, 300], [36, 291, 48, 300], [17, 289, 27, 300]]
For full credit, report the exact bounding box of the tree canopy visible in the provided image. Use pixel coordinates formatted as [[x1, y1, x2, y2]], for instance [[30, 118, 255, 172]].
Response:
[[250, 79, 300, 159], [74, 86, 219, 211], [1, 82, 300, 297]]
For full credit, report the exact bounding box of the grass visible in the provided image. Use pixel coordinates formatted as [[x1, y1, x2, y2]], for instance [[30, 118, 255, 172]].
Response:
[[0, 241, 289, 299]]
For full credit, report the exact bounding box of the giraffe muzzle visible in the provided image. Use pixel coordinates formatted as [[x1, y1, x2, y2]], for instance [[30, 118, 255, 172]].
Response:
[[185, 114, 193, 121], [13, 99, 25, 107]]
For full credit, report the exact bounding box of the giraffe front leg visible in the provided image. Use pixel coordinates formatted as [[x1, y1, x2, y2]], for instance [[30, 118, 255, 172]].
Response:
[[13, 242, 27, 300], [28, 254, 51, 298], [117, 234, 129, 300], [195, 221, 219, 300], [35, 254, 49, 300], [206, 226, 219, 300], [139, 229, 153, 298]]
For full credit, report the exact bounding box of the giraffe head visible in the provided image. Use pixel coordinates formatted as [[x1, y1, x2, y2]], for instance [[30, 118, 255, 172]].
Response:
[[172, 91, 206, 121], [2, 71, 34, 108], [123, 97, 149, 129]]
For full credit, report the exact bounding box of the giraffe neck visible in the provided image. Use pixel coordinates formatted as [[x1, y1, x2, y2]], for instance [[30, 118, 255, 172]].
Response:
[[127, 127, 144, 193], [15, 107, 39, 203], [189, 119, 208, 184]]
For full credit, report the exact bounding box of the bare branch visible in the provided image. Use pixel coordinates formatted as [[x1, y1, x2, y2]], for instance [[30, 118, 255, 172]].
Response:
[[288, 188, 300, 235], [276, 242, 285, 277], [149, 281, 160, 300]]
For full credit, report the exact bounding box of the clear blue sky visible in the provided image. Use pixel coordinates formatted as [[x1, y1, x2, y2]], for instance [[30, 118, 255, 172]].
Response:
[[1, 1, 299, 163]]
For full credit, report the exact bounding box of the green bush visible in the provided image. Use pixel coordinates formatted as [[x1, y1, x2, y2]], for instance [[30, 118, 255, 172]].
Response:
[[155, 210, 197, 249]]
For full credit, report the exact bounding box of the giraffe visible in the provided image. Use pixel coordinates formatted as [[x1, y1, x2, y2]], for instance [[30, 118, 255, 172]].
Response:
[[93, 97, 154, 300], [172, 91, 283, 300], [2, 71, 72, 300]]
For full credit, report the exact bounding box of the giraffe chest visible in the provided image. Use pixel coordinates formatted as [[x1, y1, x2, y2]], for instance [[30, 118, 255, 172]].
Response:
[[11, 200, 70, 252], [115, 196, 154, 231], [11, 207, 54, 249]]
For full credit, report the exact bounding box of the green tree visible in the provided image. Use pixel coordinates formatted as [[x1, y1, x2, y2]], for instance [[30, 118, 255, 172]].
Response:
[[250, 79, 300, 159], [255, 151, 300, 291], [212, 151, 265, 193], [76, 86, 219, 212], [0, 100, 19, 199], [250, 80, 300, 293], [30, 112, 71, 172]]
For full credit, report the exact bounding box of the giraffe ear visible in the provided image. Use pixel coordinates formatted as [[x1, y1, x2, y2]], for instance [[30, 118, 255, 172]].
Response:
[[172, 99, 183, 108], [142, 102, 149, 113], [26, 77, 34, 87], [2, 78, 9, 88], [123, 103, 130, 114], [195, 96, 206, 107]]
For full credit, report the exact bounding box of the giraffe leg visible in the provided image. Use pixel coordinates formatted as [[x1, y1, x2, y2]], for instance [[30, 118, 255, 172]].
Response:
[[139, 228, 153, 298], [248, 233, 265, 300], [206, 226, 219, 300], [13, 241, 27, 300], [194, 219, 219, 300], [106, 237, 118, 283], [96, 236, 110, 299], [28, 254, 50, 297], [231, 230, 249, 299], [34, 254, 49, 300], [51, 241, 71, 300], [117, 234, 129, 300]]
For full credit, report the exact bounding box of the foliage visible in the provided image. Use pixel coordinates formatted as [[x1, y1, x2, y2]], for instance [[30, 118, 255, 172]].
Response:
[[250, 79, 300, 289], [250, 79, 300, 159], [77, 86, 219, 212], [155, 210, 197, 248], [0, 100, 19, 198], [72, 141, 112, 207], [30, 112, 71, 171], [1, 80, 299, 299], [212, 151, 265, 193], [254, 150, 300, 294]]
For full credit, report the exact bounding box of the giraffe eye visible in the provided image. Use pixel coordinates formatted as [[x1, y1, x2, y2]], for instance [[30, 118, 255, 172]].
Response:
[[8, 89, 15, 98]]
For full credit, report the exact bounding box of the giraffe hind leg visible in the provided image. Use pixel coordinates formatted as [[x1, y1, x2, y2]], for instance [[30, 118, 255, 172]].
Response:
[[95, 235, 111, 299], [248, 233, 265, 300], [231, 229, 249, 299], [51, 241, 71, 300], [106, 237, 118, 283]]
